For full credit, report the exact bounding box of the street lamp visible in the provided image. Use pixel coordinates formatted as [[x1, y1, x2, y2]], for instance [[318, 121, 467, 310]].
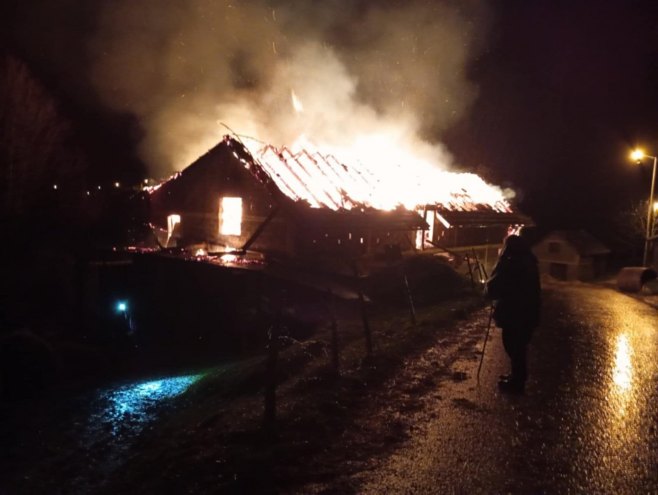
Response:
[[631, 149, 658, 266]]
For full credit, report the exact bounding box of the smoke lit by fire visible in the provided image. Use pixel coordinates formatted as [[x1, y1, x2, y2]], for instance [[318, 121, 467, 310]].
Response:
[[88, 0, 492, 181]]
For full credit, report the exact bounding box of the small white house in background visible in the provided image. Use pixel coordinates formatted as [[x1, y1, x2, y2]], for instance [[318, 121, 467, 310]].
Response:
[[532, 230, 611, 281]]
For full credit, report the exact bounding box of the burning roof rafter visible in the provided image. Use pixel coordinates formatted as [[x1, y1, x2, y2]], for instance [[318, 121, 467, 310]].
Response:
[[147, 135, 514, 217], [244, 137, 512, 214]]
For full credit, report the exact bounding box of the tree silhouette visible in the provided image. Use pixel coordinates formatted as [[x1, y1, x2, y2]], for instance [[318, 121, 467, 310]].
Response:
[[0, 53, 86, 218], [613, 200, 648, 259]]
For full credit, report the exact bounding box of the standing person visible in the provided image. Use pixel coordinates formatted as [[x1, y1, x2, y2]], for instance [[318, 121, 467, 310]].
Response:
[[485, 234, 541, 394]]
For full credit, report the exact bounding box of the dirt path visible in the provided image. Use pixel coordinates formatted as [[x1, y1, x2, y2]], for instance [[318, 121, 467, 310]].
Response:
[[281, 305, 496, 494]]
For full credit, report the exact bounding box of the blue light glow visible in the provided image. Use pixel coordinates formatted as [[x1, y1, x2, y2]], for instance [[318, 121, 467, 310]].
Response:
[[116, 301, 128, 313], [91, 374, 203, 436]]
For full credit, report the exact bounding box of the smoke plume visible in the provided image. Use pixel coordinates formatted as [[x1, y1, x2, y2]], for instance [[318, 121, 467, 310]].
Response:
[[88, 0, 490, 175]]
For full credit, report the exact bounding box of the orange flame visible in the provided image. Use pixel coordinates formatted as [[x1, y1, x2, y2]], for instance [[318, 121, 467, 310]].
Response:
[[248, 135, 511, 213], [219, 197, 243, 235]]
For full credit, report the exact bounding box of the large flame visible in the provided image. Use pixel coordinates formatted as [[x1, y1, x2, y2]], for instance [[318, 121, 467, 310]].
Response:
[[147, 84, 512, 215], [248, 134, 511, 213], [219, 197, 243, 235]]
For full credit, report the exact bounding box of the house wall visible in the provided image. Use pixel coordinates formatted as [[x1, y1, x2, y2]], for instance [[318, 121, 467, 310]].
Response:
[[292, 225, 415, 260], [533, 237, 581, 281], [247, 214, 293, 255], [427, 222, 510, 277], [150, 143, 522, 264], [433, 223, 509, 249], [577, 258, 595, 281], [579, 254, 608, 280], [533, 237, 580, 262], [150, 146, 292, 254], [571, 255, 608, 281], [172, 195, 290, 253], [157, 187, 422, 260], [192, 190, 278, 251]]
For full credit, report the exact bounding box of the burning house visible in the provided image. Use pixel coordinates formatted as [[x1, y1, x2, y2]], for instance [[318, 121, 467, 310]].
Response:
[[91, 133, 533, 356], [145, 134, 530, 274]]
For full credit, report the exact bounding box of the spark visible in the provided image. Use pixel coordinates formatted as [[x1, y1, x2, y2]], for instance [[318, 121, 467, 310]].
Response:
[[291, 89, 304, 113]]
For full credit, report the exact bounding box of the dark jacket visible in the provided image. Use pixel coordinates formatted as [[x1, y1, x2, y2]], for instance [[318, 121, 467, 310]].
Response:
[[486, 239, 541, 330]]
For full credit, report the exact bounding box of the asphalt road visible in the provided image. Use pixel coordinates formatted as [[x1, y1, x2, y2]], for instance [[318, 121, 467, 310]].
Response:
[[355, 282, 658, 494]]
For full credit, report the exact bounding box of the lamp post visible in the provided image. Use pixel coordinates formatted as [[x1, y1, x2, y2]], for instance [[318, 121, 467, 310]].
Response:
[[631, 149, 658, 266]]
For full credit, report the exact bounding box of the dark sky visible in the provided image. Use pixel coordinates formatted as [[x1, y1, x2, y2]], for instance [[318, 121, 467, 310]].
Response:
[[1, 0, 146, 183], [4, 0, 658, 240], [444, 0, 658, 237]]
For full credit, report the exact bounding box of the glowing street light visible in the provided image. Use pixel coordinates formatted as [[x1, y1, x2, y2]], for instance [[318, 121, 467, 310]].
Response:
[[631, 149, 658, 266], [631, 149, 645, 162]]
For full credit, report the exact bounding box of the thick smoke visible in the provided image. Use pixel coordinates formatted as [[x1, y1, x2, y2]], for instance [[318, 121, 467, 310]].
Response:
[[89, 0, 490, 175]]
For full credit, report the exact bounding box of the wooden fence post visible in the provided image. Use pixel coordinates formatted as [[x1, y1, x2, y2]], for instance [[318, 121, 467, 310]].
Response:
[[328, 290, 340, 375], [400, 264, 417, 326], [465, 254, 475, 289], [263, 298, 282, 436], [352, 261, 373, 357]]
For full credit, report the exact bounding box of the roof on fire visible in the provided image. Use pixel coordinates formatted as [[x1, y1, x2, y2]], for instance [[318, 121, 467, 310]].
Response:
[[148, 135, 523, 225], [250, 139, 512, 214]]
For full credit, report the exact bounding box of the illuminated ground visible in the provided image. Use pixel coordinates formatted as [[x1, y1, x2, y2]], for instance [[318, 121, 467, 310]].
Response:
[[3, 281, 658, 493], [0, 291, 483, 494], [352, 282, 658, 494], [87, 374, 204, 436]]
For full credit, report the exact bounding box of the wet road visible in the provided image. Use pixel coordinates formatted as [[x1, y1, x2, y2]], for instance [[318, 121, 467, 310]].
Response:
[[356, 282, 658, 494]]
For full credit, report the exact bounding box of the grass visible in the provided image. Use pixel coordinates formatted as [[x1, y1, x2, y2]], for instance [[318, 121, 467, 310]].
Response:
[[98, 287, 487, 494], [1, 254, 490, 494]]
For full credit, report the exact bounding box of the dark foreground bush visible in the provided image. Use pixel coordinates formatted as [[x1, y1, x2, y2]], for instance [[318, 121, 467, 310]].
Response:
[[365, 254, 469, 307], [0, 330, 57, 399]]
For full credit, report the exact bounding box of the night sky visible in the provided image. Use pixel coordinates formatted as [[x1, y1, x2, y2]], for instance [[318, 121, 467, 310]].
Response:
[[444, 0, 658, 237], [4, 0, 658, 243]]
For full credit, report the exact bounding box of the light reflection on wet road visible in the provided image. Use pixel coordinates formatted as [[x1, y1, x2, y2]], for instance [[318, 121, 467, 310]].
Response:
[[561, 285, 658, 493], [358, 283, 658, 493]]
